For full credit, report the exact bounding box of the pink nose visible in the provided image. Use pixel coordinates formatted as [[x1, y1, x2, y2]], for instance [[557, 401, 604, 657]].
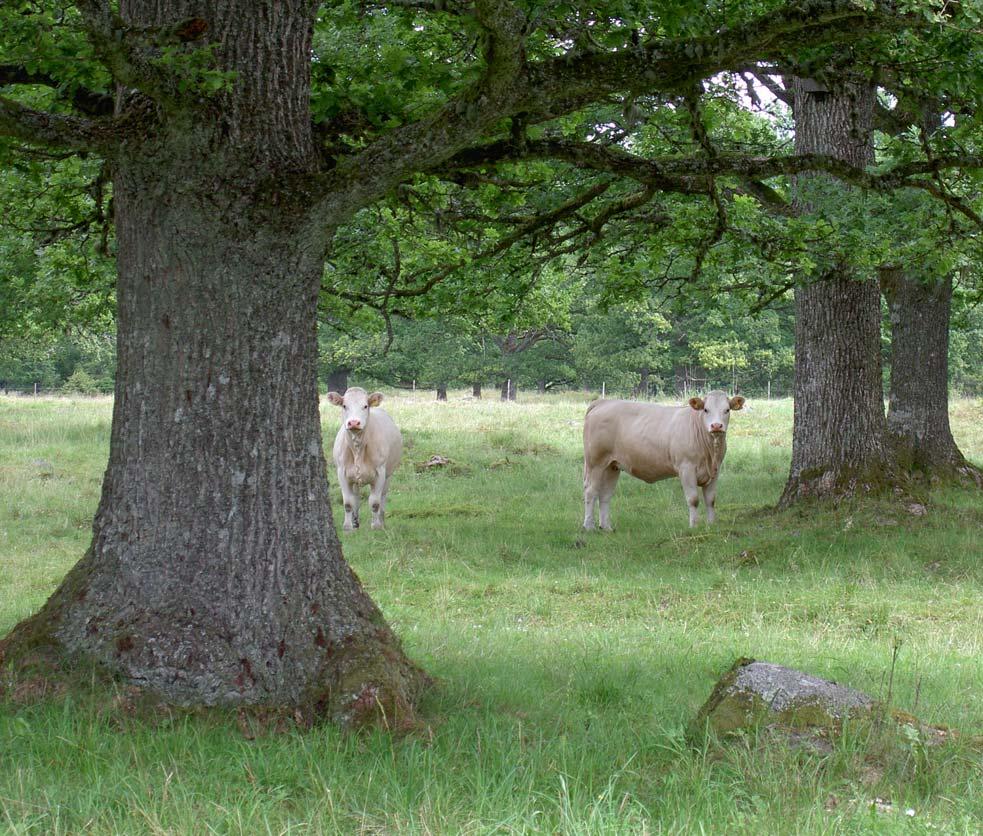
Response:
[[347, 419, 362, 430], [710, 423, 723, 432]]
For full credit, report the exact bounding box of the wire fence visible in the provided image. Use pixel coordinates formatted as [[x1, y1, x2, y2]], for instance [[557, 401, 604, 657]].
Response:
[[0, 385, 110, 397]]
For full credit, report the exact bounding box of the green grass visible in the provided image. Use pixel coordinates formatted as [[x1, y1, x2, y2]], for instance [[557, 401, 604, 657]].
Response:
[[1, 392, 982, 834]]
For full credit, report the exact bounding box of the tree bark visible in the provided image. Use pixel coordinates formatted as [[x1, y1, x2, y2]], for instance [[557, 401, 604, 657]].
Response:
[[880, 268, 982, 484], [0, 0, 427, 724], [436, 384, 448, 401], [472, 381, 482, 399], [500, 379, 516, 401], [780, 78, 897, 507], [326, 369, 349, 396]]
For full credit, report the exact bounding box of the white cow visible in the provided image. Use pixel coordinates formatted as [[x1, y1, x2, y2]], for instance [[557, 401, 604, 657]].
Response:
[[327, 387, 402, 531], [583, 391, 745, 530]]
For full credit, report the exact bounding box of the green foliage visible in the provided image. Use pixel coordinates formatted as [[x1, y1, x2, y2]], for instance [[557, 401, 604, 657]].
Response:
[[3, 0, 983, 404], [151, 44, 237, 96], [0, 152, 115, 340], [62, 366, 98, 394], [571, 297, 670, 393], [0, 332, 115, 392], [3, 0, 982, 393], [0, 3, 107, 98], [949, 300, 983, 395], [311, 3, 471, 135]]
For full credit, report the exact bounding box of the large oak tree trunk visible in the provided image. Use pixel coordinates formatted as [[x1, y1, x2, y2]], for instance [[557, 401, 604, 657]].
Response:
[[780, 78, 897, 507], [0, 0, 427, 723], [880, 267, 981, 484]]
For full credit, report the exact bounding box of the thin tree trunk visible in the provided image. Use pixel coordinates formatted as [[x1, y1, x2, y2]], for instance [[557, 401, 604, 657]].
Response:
[[500, 379, 516, 401], [436, 384, 448, 401], [326, 369, 349, 395], [880, 267, 981, 483], [472, 381, 481, 399], [0, 0, 427, 724], [779, 77, 897, 507]]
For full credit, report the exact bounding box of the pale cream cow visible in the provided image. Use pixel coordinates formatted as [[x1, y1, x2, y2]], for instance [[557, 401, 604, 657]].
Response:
[[327, 387, 402, 530], [583, 391, 745, 530]]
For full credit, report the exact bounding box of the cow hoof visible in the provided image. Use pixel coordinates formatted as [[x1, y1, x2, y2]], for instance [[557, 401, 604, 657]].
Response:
[[371, 521, 384, 530]]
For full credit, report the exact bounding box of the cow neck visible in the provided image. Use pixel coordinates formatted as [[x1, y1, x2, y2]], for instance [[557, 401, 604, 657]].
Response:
[[708, 433, 726, 479], [691, 409, 727, 479], [346, 426, 368, 469]]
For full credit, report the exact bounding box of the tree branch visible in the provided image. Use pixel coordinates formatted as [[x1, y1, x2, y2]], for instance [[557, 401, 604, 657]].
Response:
[[440, 137, 983, 197], [513, 0, 910, 125], [310, 0, 914, 226], [329, 180, 614, 309], [751, 72, 791, 106], [0, 95, 123, 151], [0, 65, 113, 117], [74, 0, 209, 104], [315, 0, 527, 218]]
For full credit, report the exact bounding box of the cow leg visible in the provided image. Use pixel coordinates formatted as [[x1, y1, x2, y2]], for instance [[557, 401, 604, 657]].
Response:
[[679, 466, 700, 527], [702, 477, 718, 525], [596, 464, 621, 532], [337, 470, 360, 531], [369, 466, 388, 530], [583, 462, 598, 530]]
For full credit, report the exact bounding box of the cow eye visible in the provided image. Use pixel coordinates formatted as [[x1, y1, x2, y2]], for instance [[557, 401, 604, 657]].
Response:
[[703, 408, 708, 413], [725, 408, 730, 413]]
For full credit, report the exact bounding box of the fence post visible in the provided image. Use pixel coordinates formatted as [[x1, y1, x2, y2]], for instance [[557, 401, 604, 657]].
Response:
[[601, 382, 606, 398], [34, 382, 39, 397]]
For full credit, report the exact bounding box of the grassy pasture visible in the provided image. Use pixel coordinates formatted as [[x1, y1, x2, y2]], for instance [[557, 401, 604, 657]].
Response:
[[1, 392, 981, 834]]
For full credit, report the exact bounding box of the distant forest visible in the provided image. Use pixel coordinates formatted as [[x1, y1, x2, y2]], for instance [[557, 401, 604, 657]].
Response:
[[4, 297, 981, 398]]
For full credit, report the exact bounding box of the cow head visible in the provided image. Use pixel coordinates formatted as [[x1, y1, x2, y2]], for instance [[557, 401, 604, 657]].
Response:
[[327, 387, 383, 434], [689, 391, 745, 436]]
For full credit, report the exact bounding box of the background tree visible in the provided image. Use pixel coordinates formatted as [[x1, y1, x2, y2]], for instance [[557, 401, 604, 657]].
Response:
[[778, 75, 893, 505], [571, 296, 670, 396]]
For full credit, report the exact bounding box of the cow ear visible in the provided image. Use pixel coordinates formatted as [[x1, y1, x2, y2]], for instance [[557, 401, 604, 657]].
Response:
[[367, 392, 383, 407], [327, 392, 344, 406], [688, 397, 704, 411], [729, 396, 746, 411]]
